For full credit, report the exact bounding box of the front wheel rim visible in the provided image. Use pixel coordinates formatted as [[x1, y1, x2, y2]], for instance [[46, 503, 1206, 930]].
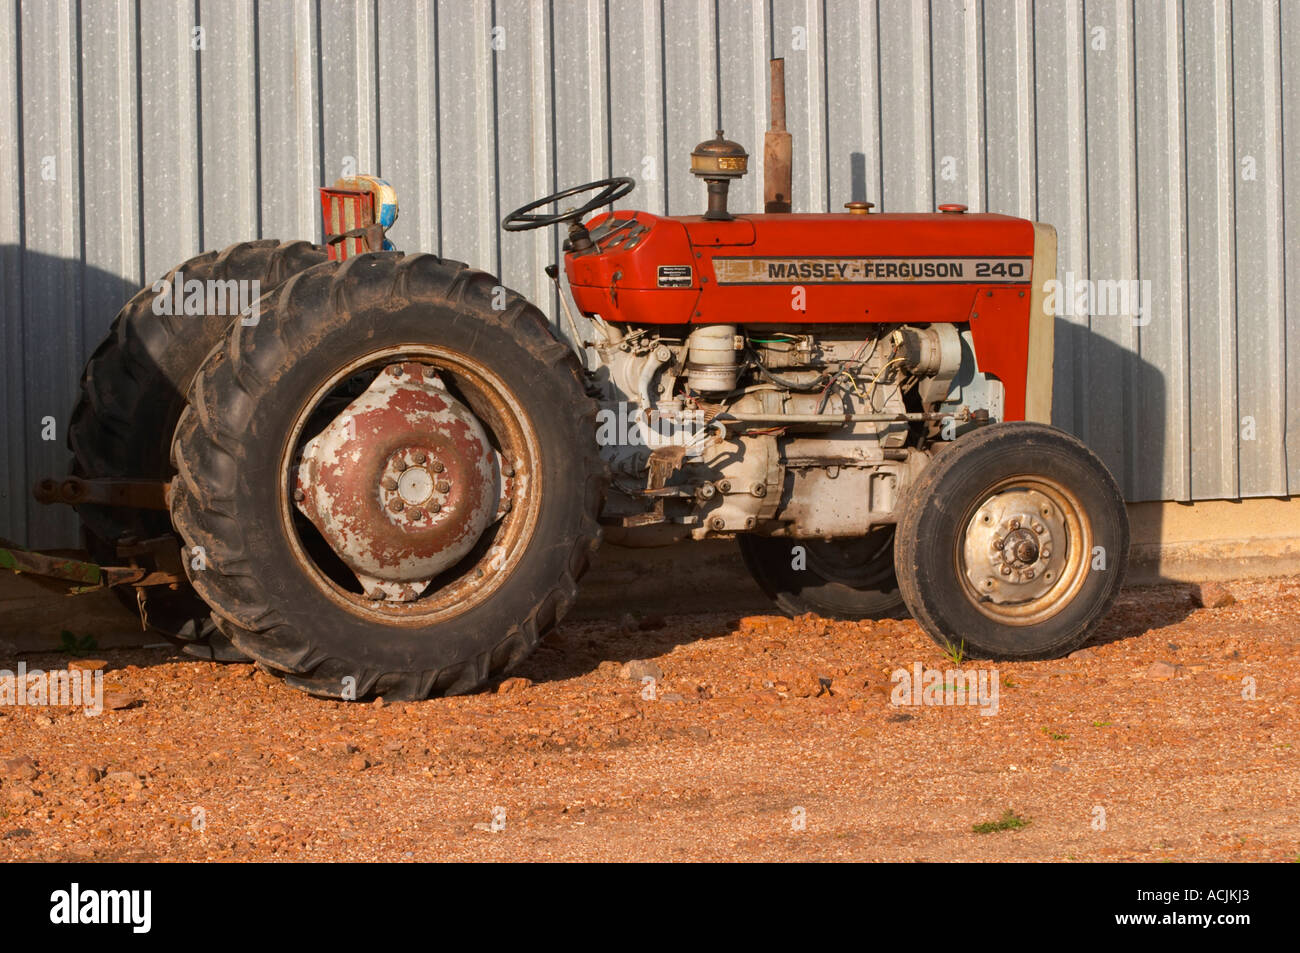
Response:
[[957, 475, 1092, 626]]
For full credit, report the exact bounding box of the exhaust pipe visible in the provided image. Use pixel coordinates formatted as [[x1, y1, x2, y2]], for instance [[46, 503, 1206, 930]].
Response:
[[764, 58, 792, 213]]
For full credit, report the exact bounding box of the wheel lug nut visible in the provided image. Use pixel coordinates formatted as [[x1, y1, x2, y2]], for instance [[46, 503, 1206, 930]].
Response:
[[500, 499, 512, 513], [1024, 568, 1035, 579], [1000, 565, 1012, 575], [993, 538, 1004, 550], [388, 499, 404, 512], [436, 481, 451, 494], [1009, 519, 1020, 530], [292, 488, 305, 502], [1032, 521, 1044, 534], [1041, 548, 1051, 559], [432, 461, 445, 473], [408, 507, 425, 521], [413, 450, 428, 464], [429, 503, 442, 514], [381, 477, 397, 491], [391, 455, 407, 471]]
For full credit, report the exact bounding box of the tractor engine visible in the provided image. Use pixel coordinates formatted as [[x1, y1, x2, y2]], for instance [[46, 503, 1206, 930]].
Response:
[[587, 320, 991, 543]]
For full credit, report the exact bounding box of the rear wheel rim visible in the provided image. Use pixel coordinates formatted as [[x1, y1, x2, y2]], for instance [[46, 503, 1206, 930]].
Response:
[[277, 343, 542, 624]]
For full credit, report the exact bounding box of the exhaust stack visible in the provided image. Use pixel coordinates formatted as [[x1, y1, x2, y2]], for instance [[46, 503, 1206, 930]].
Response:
[[764, 58, 792, 213]]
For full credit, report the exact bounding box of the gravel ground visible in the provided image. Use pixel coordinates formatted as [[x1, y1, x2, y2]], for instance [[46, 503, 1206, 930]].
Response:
[[0, 576, 1296, 862]]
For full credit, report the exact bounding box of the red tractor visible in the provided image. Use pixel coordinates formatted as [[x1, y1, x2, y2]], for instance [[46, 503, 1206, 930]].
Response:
[[61, 106, 1127, 701]]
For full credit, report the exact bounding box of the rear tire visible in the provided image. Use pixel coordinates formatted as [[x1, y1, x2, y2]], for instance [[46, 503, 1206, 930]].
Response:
[[69, 239, 326, 648], [169, 253, 605, 700], [738, 530, 905, 620], [894, 422, 1128, 660]]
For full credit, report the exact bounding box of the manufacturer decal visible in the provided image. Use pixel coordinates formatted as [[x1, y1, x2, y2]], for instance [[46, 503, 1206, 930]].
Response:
[[711, 257, 1032, 284], [657, 265, 693, 288]]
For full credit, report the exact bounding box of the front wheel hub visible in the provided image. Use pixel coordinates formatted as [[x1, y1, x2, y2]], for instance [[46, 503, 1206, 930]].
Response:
[[294, 362, 501, 601], [963, 486, 1068, 603]]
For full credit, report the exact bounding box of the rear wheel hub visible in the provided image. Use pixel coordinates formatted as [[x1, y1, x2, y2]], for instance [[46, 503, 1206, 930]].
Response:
[[294, 362, 501, 602]]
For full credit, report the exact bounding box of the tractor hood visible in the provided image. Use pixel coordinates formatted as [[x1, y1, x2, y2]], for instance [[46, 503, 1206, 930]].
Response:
[[565, 209, 1037, 326]]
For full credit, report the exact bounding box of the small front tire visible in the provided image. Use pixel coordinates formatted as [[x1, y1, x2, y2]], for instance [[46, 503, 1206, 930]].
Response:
[[894, 422, 1128, 660]]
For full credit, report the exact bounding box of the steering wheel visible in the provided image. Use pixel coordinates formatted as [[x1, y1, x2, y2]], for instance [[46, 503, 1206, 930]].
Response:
[[501, 176, 635, 232]]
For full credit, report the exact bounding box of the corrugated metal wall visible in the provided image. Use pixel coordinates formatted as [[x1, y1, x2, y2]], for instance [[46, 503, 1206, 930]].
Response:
[[1, 0, 1296, 549]]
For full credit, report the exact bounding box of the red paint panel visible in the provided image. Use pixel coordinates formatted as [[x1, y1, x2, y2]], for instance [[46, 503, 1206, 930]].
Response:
[[966, 288, 1033, 421], [566, 210, 1035, 328]]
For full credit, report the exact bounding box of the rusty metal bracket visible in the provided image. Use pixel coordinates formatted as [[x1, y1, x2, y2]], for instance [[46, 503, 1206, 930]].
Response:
[[324, 222, 387, 255], [618, 445, 687, 528], [115, 534, 186, 580], [320, 176, 397, 260], [34, 476, 170, 510], [0, 536, 183, 595], [0, 541, 147, 592]]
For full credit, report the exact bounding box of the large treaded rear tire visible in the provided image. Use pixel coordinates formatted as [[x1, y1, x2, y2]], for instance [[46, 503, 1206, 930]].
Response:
[[169, 252, 605, 700], [68, 239, 327, 647]]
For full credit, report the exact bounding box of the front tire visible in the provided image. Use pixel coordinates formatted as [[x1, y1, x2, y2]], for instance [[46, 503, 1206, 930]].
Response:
[[894, 422, 1128, 660], [169, 253, 605, 700]]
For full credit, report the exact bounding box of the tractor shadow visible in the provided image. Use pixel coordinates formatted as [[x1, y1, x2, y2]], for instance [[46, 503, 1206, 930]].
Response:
[[1049, 313, 1196, 647], [515, 579, 1199, 690], [0, 246, 140, 551], [515, 538, 774, 684], [1082, 583, 1198, 651], [515, 611, 744, 687]]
